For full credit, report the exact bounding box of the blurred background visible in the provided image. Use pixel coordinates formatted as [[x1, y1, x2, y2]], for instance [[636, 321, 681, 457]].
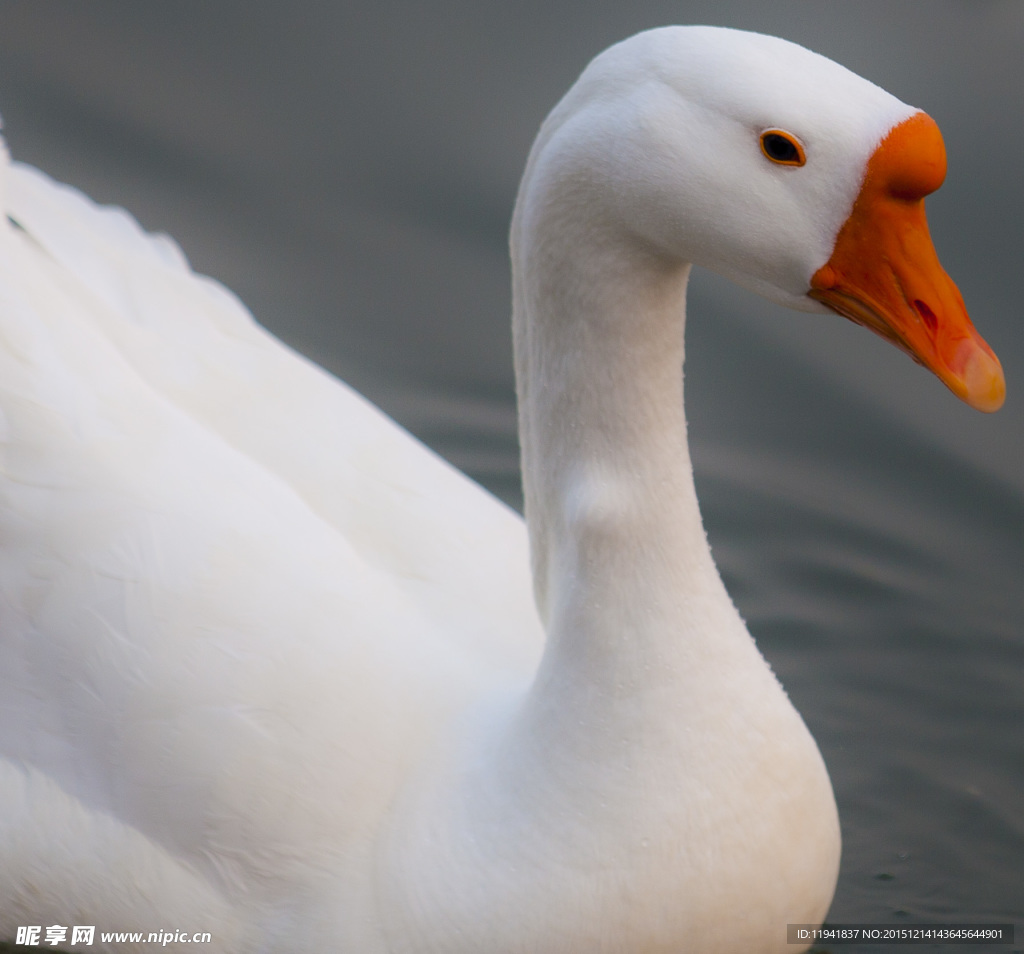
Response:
[[0, 1, 1020, 944]]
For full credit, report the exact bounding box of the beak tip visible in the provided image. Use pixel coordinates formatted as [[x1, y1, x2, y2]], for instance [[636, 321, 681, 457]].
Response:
[[959, 345, 1005, 413]]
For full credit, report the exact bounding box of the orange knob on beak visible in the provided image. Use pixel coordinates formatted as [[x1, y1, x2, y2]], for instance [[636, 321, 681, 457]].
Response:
[[809, 112, 1005, 412]]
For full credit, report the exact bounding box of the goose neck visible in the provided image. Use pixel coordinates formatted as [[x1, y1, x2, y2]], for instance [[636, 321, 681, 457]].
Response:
[[512, 203, 727, 680]]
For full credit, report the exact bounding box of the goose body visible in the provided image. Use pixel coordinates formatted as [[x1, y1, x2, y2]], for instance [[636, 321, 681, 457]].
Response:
[[0, 26, 1002, 954]]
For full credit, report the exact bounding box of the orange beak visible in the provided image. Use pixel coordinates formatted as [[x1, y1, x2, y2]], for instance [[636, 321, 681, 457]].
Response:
[[809, 112, 1005, 412]]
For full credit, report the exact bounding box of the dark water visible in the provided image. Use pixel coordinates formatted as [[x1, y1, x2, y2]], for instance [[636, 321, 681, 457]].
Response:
[[0, 2, 1020, 951]]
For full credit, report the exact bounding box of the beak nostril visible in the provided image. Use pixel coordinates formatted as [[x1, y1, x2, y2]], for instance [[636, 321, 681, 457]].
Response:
[[913, 299, 937, 333]]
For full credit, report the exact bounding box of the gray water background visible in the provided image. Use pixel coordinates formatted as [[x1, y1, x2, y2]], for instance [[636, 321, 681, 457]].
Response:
[[0, 2, 1020, 950]]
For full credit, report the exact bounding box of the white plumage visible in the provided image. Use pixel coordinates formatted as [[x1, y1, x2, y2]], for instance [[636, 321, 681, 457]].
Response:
[[0, 25, 988, 953]]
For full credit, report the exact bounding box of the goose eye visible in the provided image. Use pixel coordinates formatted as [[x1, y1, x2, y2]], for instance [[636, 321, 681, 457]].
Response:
[[760, 129, 806, 166]]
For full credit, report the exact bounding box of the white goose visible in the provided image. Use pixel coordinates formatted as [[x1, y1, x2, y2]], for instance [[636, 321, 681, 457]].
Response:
[[0, 25, 1004, 954]]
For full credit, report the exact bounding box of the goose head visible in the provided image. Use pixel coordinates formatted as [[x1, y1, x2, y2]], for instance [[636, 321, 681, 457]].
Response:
[[515, 25, 1004, 412]]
